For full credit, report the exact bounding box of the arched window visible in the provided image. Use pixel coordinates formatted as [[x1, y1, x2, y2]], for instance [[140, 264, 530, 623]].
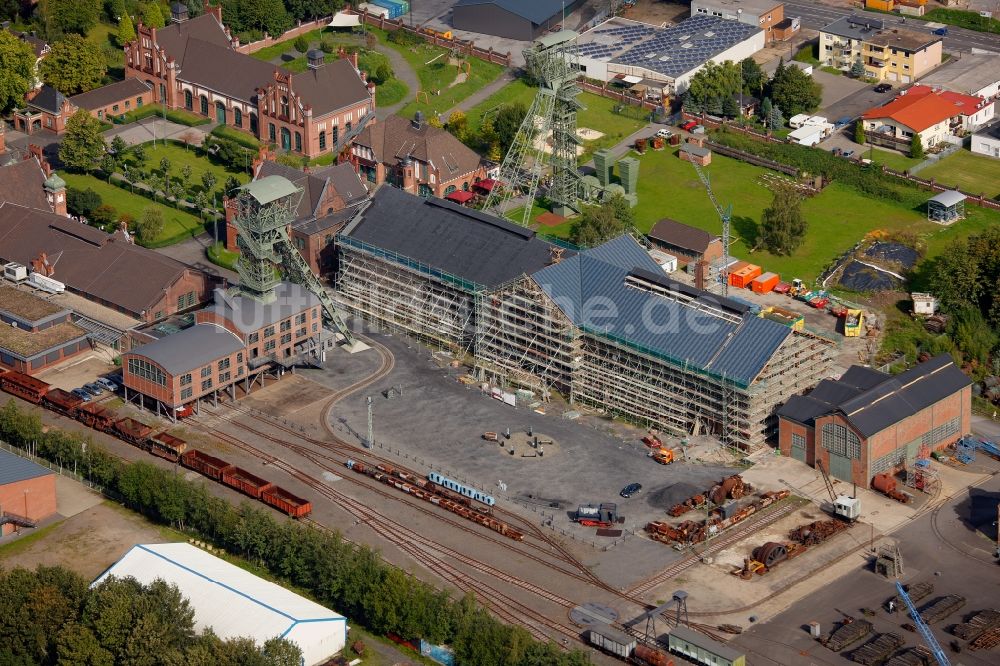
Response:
[[280, 95, 289, 118], [280, 127, 291, 151], [294, 131, 301, 153], [249, 112, 258, 134], [215, 101, 226, 125], [159, 83, 166, 103], [821, 423, 861, 459], [444, 185, 457, 195], [269, 123, 276, 142], [199, 95, 208, 115], [184, 90, 192, 110], [463, 181, 469, 191], [419, 184, 434, 198], [233, 108, 242, 128], [318, 131, 326, 150]]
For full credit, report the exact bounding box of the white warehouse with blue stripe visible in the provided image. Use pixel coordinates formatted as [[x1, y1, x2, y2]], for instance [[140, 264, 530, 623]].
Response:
[[94, 543, 347, 665]]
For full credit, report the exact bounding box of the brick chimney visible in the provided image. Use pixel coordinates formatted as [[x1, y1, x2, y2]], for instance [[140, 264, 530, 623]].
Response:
[[204, 0, 223, 23], [31, 252, 55, 277]]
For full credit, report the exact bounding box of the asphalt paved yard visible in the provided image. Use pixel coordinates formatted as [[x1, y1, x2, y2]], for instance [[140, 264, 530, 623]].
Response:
[[821, 83, 897, 123]]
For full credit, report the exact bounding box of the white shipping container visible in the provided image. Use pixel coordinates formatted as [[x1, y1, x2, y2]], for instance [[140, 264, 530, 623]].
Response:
[[29, 272, 65, 294]]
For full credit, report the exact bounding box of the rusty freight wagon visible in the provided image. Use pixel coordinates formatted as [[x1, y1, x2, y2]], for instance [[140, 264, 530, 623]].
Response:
[[221, 467, 274, 498], [113, 418, 153, 446], [76, 402, 117, 431], [150, 432, 187, 462], [261, 486, 312, 518], [42, 388, 83, 416], [0, 370, 50, 403], [180, 450, 234, 480]]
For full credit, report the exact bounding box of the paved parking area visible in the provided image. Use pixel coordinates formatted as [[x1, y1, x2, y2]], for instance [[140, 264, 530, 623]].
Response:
[[813, 70, 866, 111], [103, 117, 211, 147], [821, 83, 896, 123]]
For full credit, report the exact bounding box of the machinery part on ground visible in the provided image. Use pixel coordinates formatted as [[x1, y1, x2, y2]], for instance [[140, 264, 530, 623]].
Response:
[[821, 617, 874, 651], [789, 518, 852, 546], [851, 633, 904, 665], [953, 609, 1000, 641], [708, 474, 748, 505], [872, 473, 911, 503], [896, 581, 952, 666], [919, 595, 967, 625], [752, 542, 788, 568]]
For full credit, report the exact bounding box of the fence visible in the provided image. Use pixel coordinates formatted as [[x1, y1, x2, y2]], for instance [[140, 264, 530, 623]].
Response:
[[236, 16, 337, 55], [707, 141, 800, 176], [353, 10, 513, 67], [881, 167, 1000, 211], [682, 110, 780, 143]]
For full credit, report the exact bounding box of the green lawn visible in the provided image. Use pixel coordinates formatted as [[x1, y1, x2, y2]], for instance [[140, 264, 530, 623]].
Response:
[[918, 150, 1000, 198], [374, 30, 505, 118], [207, 242, 239, 271], [464, 80, 646, 160], [62, 172, 207, 246], [869, 147, 923, 173], [124, 142, 250, 198], [542, 148, 951, 282], [250, 29, 330, 61]]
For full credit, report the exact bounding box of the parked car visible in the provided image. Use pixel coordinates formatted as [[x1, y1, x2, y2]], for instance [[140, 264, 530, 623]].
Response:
[[95, 377, 118, 392], [841, 150, 855, 158], [82, 383, 103, 397], [874, 83, 893, 93], [932, 27, 948, 36], [679, 120, 698, 132], [620, 483, 643, 498], [655, 128, 673, 139], [72, 388, 93, 402]]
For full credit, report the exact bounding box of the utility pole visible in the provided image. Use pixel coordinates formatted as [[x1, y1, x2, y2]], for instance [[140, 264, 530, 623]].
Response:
[[366, 396, 373, 448]]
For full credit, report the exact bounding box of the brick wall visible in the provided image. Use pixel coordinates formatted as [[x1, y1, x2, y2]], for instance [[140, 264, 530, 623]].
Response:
[[145, 269, 213, 322], [0, 473, 57, 537]]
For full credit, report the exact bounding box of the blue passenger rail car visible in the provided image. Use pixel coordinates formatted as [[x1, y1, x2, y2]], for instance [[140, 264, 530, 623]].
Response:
[[428, 472, 496, 506]]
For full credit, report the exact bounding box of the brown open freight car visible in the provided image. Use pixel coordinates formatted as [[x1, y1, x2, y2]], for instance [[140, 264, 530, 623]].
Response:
[[0, 370, 49, 403], [222, 467, 275, 499], [150, 432, 187, 462], [42, 388, 83, 416], [77, 402, 117, 430], [261, 486, 312, 518], [114, 418, 153, 446], [180, 450, 234, 480]]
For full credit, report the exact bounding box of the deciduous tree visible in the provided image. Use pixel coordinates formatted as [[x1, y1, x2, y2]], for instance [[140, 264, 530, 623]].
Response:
[[60, 109, 107, 171], [740, 56, 765, 95], [759, 183, 807, 255], [136, 206, 164, 243], [138, 1, 164, 28], [770, 63, 822, 116], [493, 102, 527, 156], [40, 34, 107, 94], [570, 194, 634, 247], [40, 0, 102, 36], [116, 12, 135, 46], [0, 31, 37, 112], [685, 60, 742, 113], [447, 109, 469, 143]]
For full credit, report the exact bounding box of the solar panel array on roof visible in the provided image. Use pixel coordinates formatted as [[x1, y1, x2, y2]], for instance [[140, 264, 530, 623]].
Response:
[[607, 15, 762, 78]]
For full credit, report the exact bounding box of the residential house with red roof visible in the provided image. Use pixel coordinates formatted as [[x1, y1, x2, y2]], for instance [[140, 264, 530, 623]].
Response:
[[861, 85, 992, 150], [122, 2, 375, 159]]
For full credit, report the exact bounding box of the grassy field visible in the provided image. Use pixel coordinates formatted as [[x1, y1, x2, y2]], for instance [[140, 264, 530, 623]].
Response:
[[919, 150, 1000, 198], [537, 147, 963, 281], [125, 142, 250, 196], [372, 30, 505, 118], [464, 79, 646, 160], [869, 147, 923, 173], [63, 172, 207, 246], [207, 242, 239, 271]]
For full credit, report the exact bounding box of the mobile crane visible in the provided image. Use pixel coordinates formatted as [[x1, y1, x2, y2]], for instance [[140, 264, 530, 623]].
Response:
[[896, 581, 951, 666]]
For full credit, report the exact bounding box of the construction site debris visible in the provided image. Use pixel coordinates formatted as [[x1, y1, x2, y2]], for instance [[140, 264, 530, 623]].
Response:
[[648, 489, 789, 548], [821, 617, 873, 651], [953, 609, 1000, 640], [851, 633, 904, 665], [919, 595, 966, 625]]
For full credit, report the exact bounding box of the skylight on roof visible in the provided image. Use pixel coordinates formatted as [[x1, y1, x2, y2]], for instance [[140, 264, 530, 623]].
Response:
[[704, 31, 715, 37]]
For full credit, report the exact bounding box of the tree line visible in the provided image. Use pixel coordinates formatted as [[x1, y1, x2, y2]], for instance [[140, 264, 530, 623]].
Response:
[[0, 565, 304, 665], [0, 401, 591, 666]]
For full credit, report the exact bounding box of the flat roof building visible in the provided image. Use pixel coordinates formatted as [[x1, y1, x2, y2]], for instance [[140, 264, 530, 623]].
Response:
[[918, 53, 1000, 99], [0, 285, 90, 374], [819, 15, 942, 83], [574, 16, 764, 95], [0, 448, 57, 537], [452, 0, 585, 41], [95, 543, 347, 665], [690, 0, 799, 43]]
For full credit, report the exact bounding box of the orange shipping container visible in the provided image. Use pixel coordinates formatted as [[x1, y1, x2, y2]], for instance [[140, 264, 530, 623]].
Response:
[[729, 264, 762, 289], [751, 271, 780, 294]]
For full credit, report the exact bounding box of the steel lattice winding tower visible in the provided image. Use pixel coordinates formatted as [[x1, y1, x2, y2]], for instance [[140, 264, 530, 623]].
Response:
[[233, 176, 358, 347], [486, 31, 583, 224]]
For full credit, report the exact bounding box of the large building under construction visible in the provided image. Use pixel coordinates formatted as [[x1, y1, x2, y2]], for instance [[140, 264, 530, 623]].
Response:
[[338, 188, 834, 450]]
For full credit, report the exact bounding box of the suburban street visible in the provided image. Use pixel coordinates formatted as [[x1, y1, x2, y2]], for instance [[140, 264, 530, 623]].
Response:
[[784, 0, 1000, 53]]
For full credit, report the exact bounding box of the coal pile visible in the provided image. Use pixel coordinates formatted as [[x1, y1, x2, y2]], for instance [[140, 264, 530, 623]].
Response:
[[839, 260, 903, 292], [865, 241, 919, 269]]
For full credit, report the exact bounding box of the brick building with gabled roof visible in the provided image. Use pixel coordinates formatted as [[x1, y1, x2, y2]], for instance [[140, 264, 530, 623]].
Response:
[[0, 203, 213, 324], [122, 2, 375, 159], [351, 112, 488, 199]]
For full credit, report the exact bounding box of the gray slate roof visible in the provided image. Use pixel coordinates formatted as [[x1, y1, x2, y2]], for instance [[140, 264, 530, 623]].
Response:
[[354, 114, 483, 181], [0, 448, 53, 485], [205, 283, 320, 335], [453, 0, 565, 25], [290, 58, 372, 117], [777, 354, 971, 437], [69, 78, 151, 111], [28, 85, 67, 114], [648, 218, 717, 254], [129, 322, 244, 375], [342, 186, 567, 288], [0, 158, 50, 211], [532, 236, 790, 387], [820, 15, 886, 41]]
